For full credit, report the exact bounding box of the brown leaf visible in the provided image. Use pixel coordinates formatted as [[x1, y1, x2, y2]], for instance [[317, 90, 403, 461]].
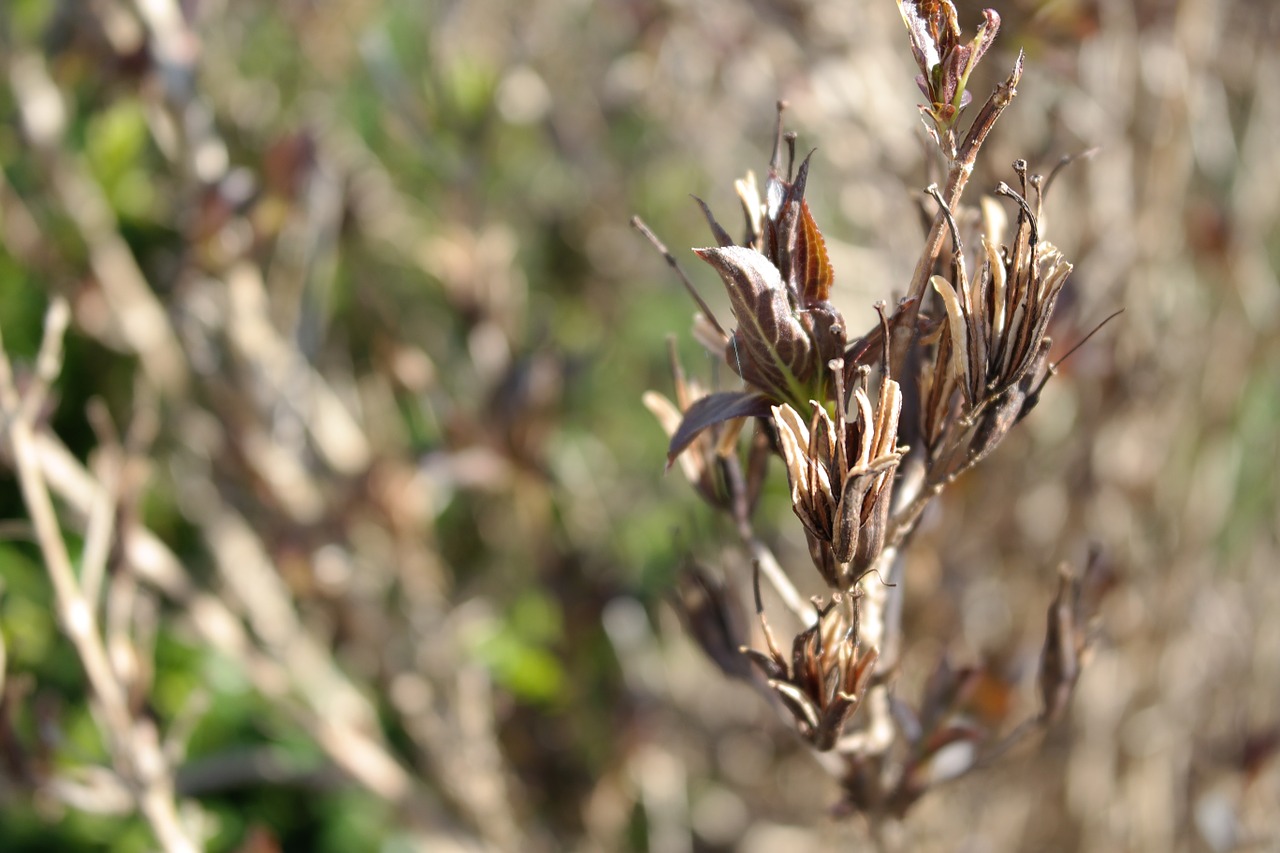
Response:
[[674, 566, 753, 680], [693, 195, 734, 248], [695, 245, 813, 398], [797, 201, 834, 305], [1039, 564, 1082, 723], [666, 391, 771, 465]]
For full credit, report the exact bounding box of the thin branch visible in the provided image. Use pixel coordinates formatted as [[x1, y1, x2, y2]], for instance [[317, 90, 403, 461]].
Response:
[[0, 301, 199, 853], [890, 52, 1025, 380], [632, 215, 729, 339], [721, 449, 812, 624]]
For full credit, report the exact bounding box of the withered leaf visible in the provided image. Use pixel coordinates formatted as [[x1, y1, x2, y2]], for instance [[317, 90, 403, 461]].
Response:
[[674, 566, 753, 680], [1039, 566, 1081, 723], [898, 0, 960, 75], [692, 195, 734, 248], [930, 274, 974, 403], [797, 201, 834, 306], [695, 245, 814, 395], [666, 391, 772, 466]]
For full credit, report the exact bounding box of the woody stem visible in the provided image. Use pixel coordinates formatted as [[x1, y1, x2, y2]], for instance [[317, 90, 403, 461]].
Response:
[[888, 52, 1024, 381]]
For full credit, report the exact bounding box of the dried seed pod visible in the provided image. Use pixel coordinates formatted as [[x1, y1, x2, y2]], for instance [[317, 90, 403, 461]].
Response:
[[772, 360, 905, 590], [742, 582, 878, 751], [921, 166, 1073, 474], [673, 564, 753, 681]]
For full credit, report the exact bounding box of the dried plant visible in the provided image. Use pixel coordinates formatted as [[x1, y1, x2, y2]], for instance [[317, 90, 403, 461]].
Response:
[[642, 0, 1112, 821], [0, 2, 545, 847]]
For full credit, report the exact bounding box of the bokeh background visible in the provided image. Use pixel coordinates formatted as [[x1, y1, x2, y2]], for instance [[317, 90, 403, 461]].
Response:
[[1, 0, 1277, 850]]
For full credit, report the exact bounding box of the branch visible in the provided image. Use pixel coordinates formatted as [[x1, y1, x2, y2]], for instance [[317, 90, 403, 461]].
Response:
[[0, 301, 199, 853], [889, 52, 1025, 380]]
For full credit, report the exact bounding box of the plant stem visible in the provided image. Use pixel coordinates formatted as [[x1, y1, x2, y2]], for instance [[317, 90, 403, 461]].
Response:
[[889, 52, 1025, 381]]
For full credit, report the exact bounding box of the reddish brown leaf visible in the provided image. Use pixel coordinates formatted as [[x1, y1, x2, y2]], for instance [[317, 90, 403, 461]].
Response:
[[798, 201, 834, 305]]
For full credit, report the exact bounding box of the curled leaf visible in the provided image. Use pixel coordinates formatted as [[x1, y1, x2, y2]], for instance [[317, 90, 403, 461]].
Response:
[[666, 391, 772, 466], [930, 274, 973, 403], [695, 245, 813, 402]]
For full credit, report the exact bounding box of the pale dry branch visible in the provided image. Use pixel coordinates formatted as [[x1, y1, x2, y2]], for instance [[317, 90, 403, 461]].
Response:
[[7, 53, 190, 396], [4, 357, 430, 815], [0, 301, 199, 853]]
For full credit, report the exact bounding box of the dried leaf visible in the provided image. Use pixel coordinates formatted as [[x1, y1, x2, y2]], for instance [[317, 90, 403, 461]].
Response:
[[696, 245, 812, 398], [674, 566, 753, 680], [666, 391, 771, 465], [1039, 564, 1081, 723], [797, 201, 834, 305], [644, 390, 705, 487], [693, 195, 734, 248], [930, 274, 972, 403]]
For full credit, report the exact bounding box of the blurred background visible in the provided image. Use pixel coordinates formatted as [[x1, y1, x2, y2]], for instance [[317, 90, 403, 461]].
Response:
[[0, 0, 1277, 850]]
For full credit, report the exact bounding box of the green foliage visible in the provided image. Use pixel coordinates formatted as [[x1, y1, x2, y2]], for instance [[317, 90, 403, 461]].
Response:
[[469, 589, 566, 706], [84, 100, 156, 222]]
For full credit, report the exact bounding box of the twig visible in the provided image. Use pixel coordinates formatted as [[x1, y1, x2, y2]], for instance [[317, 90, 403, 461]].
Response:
[[632, 215, 729, 339], [0, 301, 199, 853], [80, 402, 122, 608], [721, 450, 812, 624], [33, 409, 424, 805], [889, 53, 1025, 380], [8, 52, 190, 396]]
